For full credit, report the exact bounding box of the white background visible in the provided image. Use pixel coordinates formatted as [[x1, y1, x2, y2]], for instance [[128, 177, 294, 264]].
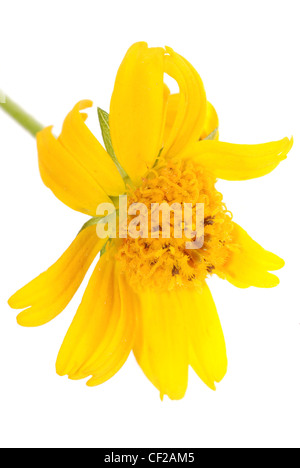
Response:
[[0, 0, 299, 449]]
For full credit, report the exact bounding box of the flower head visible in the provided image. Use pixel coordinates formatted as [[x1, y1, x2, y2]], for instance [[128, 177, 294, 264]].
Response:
[[8, 42, 293, 400]]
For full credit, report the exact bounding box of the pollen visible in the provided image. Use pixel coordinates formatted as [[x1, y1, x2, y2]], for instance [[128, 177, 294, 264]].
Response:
[[116, 158, 235, 291]]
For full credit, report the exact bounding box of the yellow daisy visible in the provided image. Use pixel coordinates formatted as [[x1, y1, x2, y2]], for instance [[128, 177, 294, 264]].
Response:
[[7, 42, 293, 400]]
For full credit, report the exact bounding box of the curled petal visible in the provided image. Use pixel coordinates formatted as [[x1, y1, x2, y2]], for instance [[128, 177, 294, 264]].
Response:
[[110, 42, 166, 184], [162, 93, 180, 146], [200, 102, 219, 141], [37, 101, 126, 215], [162, 48, 207, 158], [37, 126, 113, 215], [58, 100, 125, 197], [163, 95, 219, 145]]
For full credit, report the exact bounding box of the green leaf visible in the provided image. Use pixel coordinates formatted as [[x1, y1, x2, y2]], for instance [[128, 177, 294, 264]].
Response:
[[204, 127, 219, 141]]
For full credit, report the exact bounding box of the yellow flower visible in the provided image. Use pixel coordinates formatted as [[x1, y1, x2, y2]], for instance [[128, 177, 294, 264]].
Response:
[[8, 42, 293, 400]]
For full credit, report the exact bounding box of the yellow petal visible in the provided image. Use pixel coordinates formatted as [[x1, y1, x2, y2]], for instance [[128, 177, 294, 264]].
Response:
[[110, 42, 165, 184], [56, 256, 136, 385], [133, 289, 189, 400], [200, 102, 219, 141], [157, 83, 171, 152], [178, 137, 293, 180], [221, 223, 285, 288], [162, 93, 180, 146], [58, 100, 125, 196], [8, 226, 105, 327], [179, 283, 227, 390], [37, 127, 113, 215], [163, 96, 219, 146], [162, 47, 207, 158]]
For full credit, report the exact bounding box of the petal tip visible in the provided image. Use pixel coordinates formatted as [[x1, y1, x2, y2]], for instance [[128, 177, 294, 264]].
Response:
[[55, 364, 65, 378], [16, 312, 31, 328], [274, 257, 285, 270], [8, 295, 17, 309], [75, 100, 93, 111], [164, 46, 175, 56]]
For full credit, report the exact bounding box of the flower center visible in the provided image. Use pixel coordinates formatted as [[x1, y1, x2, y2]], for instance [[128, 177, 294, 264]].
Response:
[[116, 158, 234, 291]]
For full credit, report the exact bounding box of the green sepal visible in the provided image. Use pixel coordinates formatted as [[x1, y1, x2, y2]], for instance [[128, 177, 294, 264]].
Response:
[[204, 128, 219, 141], [77, 213, 115, 236], [78, 209, 119, 237], [78, 216, 103, 235], [77, 216, 111, 259], [97, 107, 130, 183], [97, 108, 116, 160]]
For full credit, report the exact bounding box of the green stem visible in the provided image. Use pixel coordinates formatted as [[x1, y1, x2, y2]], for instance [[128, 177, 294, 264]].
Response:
[[0, 94, 44, 137]]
